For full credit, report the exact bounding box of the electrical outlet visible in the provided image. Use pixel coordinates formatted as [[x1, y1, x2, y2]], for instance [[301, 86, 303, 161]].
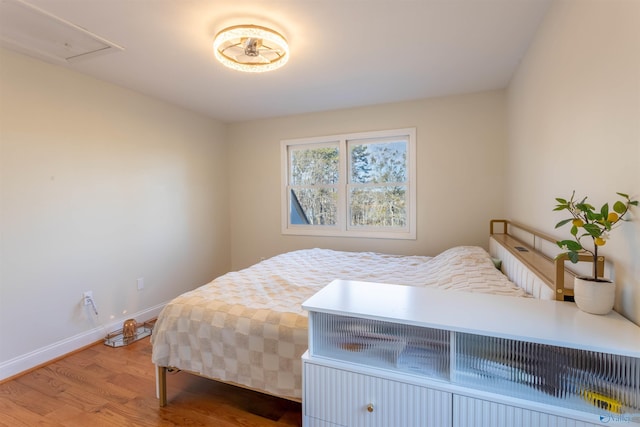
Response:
[[137, 277, 144, 291], [83, 291, 93, 306]]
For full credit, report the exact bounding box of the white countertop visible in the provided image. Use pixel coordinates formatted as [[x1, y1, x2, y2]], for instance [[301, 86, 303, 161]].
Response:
[[302, 279, 640, 357]]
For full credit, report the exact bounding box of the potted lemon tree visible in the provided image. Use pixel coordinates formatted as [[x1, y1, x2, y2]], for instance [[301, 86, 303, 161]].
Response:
[[554, 191, 637, 314]]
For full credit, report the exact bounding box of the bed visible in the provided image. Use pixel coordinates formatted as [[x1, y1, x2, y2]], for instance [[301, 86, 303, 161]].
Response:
[[151, 220, 587, 405]]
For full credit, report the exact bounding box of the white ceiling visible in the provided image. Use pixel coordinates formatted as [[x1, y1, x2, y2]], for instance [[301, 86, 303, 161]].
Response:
[[1, 0, 553, 123]]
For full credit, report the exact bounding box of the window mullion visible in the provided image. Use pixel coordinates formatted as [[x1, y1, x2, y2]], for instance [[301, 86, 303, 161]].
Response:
[[337, 137, 347, 232]]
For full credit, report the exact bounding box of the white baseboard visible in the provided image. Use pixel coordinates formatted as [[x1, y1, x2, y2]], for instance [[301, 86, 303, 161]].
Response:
[[0, 302, 167, 381]]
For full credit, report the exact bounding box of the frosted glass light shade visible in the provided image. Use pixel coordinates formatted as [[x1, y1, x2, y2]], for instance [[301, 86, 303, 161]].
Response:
[[213, 25, 289, 73]]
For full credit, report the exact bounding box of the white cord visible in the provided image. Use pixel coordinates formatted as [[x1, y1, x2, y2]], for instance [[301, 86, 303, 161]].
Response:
[[81, 296, 111, 339], [88, 297, 98, 316]]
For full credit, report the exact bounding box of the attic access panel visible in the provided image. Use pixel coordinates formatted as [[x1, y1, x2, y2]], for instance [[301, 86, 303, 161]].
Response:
[[0, 0, 123, 63]]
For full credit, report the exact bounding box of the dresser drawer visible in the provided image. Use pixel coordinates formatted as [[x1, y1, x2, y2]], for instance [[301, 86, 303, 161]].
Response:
[[303, 417, 343, 427], [304, 362, 452, 427], [453, 395, 604, 427]]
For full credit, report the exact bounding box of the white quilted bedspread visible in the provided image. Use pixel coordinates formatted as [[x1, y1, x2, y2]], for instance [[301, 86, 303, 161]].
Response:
[[151, 246, 529, 400]]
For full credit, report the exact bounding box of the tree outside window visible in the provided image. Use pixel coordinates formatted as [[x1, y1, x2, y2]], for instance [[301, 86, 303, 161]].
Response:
[[282, 128, 416, 239]]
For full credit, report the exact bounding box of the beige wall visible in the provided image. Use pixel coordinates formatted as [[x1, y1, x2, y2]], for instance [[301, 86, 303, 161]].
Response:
[[0, 48, 230, 366], [507, 0, 640, 323], [227, 91, 508, 270]]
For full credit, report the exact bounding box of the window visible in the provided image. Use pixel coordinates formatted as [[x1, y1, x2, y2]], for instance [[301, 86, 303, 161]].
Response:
[[281, 128, 416, 239]]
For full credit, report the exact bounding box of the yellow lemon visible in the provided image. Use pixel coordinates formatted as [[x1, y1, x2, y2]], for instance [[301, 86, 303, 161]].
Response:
[[572, 219, 585, 227], [607, 212, 619, 222], [595, 237, 606, 246]]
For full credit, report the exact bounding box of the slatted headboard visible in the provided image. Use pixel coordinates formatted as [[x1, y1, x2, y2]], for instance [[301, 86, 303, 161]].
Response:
[[489, 219, 604, 301]]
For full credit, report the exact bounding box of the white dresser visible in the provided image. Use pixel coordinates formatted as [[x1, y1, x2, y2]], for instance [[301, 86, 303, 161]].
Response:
[[301, 280, 640, 427]]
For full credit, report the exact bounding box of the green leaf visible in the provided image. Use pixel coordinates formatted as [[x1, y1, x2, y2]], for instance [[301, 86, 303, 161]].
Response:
[[555, 218, 573, 228], [558, 240, 582, 251], [570, 225, 578, 236], [555, 198, 567, 204], [583, 223, 602, 237], [568, 251, 580, 264], [600, 203, 609, 218], [613, 200, 626, 214], [585, 211, 598, 221], [576, 203, 592, 212], [631, 200, 639, 206], [616, 192, 629, 199]]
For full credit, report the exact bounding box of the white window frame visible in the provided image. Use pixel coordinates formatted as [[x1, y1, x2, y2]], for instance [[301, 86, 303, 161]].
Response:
[[281, 127, 416, 239]]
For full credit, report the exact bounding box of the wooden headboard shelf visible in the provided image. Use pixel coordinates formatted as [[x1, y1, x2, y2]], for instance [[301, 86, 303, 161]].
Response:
[[490, 219, 604, 301]]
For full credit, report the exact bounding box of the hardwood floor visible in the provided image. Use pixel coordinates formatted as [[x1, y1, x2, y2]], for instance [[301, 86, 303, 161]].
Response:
[[0, 337, 302, 426]]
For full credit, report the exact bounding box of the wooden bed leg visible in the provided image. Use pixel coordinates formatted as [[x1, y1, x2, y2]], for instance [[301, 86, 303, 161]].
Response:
[[157, 366, 167, 407]]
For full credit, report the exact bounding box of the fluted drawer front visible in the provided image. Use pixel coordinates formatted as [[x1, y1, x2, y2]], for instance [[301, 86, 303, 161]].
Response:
[[453, 395, 602, 427], [303, 417, 342, 427], [304, 363, 452, 427]]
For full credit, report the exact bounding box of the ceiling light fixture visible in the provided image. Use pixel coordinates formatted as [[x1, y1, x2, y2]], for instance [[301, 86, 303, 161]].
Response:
[[213, 25, 289, 73]]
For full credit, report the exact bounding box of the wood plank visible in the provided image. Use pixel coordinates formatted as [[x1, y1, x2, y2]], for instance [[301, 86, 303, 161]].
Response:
[[0, 337, 301, 426], [0, 397, 62, 427]]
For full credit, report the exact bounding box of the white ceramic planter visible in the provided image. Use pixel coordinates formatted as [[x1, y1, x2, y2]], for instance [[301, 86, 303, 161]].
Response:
[[573, 277, 615, 315]]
